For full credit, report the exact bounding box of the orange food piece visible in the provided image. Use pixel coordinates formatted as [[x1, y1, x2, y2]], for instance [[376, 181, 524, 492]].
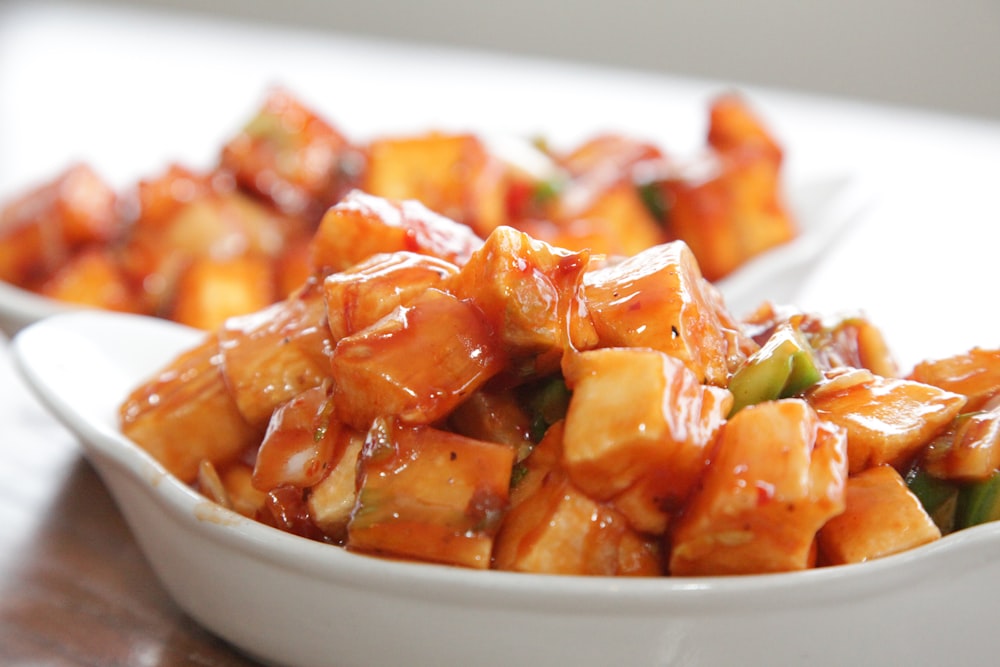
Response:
[[218, 279, 334, 430], [908, 347, 1000, 412], [0, 163, 119, 285], [817, 464, 941, 565], [221, 87, 363, 220], [168, 254, 276, 331], [348, 418, 515, 569], [495, 421, 662, 575], [450, 225, 597, 364], [581, 240, 747, 386], [446, 388, 534, 460], [252, 384, 343, 491], [669, 399, 848, 576], [807, 368, 967, 474], [922, 406, 1000, 482], [307, 433, 364, 542], [217, 462, 268, 518], [706, 93, 783, 160], [362, 132, 508, 237], [330, 287, 504, 430], [493, 468, 662, 576], [37, 247, 138, 313], [120, 333, 260, 483], [561, 347, 732, 534], [547, 181, 667, 258], [122, 172, 306, 317], [309, 189, 483, 274], [323, 251, 458, 341], [656, 94, 795, 282]]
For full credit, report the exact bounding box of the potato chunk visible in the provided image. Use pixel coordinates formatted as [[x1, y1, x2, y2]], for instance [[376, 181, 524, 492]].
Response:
[[562, 347, 732, 534], [582, 240, 740, 386], [307, 433, 364, 542], [657, 94, 795, 282], [168, 254, 276, 331], [493, 469, 662, 576], [37, 247, 138, 313], [331, 287, 504, 430], [309, 189, 483, 273], [908, 347, 1000, 412], [323, 251, 458, 341], [0, 163, 119, 285], [922, 406, 1000, 482], [220, 87, 362, 220], [669, 399, 848, 576], [348, 418, 515, 569], [807, 368, 967, 474], [450, 225, 597, 364], [219, 278, 334, 430], [252, 383, 342, 491], [548, 181, 666, 257], [818, 464, 941, 565], [362, 132, 508, 237], [120, 333, 259, 483]]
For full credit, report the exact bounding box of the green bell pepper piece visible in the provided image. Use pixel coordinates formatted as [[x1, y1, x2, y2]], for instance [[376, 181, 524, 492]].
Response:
[[728, 323, 822, 416]]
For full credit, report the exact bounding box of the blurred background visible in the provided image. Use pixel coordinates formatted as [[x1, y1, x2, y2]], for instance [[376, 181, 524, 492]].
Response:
[[74, 0, 1000, 120]]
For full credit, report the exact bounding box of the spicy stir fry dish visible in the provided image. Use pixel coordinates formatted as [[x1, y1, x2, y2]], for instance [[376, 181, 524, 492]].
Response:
[[0, 89, 795, 330], [119, 190, 1000, 577]]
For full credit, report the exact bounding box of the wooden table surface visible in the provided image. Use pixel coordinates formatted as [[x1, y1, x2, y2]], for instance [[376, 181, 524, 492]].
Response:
[[0, 333, 263, 666]]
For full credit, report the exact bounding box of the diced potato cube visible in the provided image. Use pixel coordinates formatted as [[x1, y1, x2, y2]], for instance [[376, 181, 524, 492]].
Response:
[[220, 87, 363, 219], [219, 279, 334, 429], [274, 236, 315, 299], [331, 287, 504, 430], [259, 485, 327, 541], [38, 247, 139, 313], [922, 406, 1000, 481], [0, 164, 118, 285], [493, 468, 662, 576], [807, 368, 967, 474], [309, 189, 483, 273], [908, 347, 1000, 411], [669, 399, 848, 576], [550, 180, 666, 257], [362, 132, 508, 237], [557, 134, 666, 179], [122, 180, 304, 316], [450, 225, 597, 362], [323, 251, 458, 341], [218, 462, 267, 518], [348, 418, 515, 569], [446, 388, 534, 460], [653, 94, 794, 283], [706, 93, 783, 160], [661, 152, 795, 282], [818, 464, 941, 565], [307, 433, 364, 542], [581, 240, 739, 386], [169, 254, 276, 330], [809, 315, 899, 379], [562, 347, 732, 534], [252, 384, 343, 491], [506, 417, 566, 508], [120, 333, 260, 483]]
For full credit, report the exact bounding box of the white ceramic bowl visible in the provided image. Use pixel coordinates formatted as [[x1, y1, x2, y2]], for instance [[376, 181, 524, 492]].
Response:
[[11, 309, 1000, 667], [0, 173, 862, 340]]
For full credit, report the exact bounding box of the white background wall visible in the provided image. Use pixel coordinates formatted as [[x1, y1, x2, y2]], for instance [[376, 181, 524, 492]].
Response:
[[80, 0, 1000, 120]]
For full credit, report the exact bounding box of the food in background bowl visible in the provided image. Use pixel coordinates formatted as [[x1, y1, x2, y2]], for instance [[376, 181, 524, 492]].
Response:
[[118, 191, 1000, 576], [0, 89, 796, 333]]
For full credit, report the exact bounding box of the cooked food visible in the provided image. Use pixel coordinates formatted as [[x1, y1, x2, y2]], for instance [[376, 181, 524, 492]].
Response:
[[119, 191, 1000, 576], [0, 89, 796, 330]]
